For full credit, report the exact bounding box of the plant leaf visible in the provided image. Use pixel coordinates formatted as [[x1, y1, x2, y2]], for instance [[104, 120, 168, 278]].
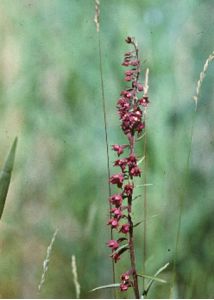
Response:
[[113, 243, 129, 255], [136, 183, 153, 188], [91, 283, 120, 292], [153, 262, 170, 278], [0, 137, 18, 220], [133, 221, 143, 228], [117, 237, 127, 243], [142, 262, 170, 296], [137, 156, 145, 165], [138, 274, 166, 284]]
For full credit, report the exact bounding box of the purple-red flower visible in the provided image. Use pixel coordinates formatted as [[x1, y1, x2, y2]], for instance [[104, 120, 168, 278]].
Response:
[[107, 240, 119, 250], [111, 207, 123, 219], [111, 252, 121, 263], [139, 96, 149, 107], [109, 173, 124, 188], [129, 166, 141, 178], [120, 223, 130, 234], [121, 272, 130, 281], [120, 283, 129, 291], [112, 144, 125, 156], [107, 218, 119, 229], [109, 194, 123, 207], [120, 271, 132, 292], [137, 83, 144, 91], [114, 158, 128, 172], [123, 183, 134, 197]]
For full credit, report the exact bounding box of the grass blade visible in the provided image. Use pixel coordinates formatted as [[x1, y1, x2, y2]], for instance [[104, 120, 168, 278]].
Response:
[[0, 137, 18, 220], [91, 283, 120, 292], [138, 273, 167, 284], [38, 228, 58, 292], [71, 255, 81, 299], [143, 262, 170, 296]]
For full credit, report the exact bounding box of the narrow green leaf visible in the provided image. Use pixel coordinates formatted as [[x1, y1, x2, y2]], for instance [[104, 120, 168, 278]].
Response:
[[0, 137, 18, 220], [113, 243, 129, 255], [133, 221, 143, 228], [136, 133, 145, 141], [137, 156, 145, 165], [91, 283, 120, 292], [153, 262, 170, 278], [136, 183, 153, 188], [142, 262, 170, 297], [138, 274, 166, 284]]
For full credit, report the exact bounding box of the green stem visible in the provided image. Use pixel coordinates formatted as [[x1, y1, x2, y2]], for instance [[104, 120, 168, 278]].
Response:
[[97, 30, 116, 291], [170, 111, 196, 297], [142, 114, 147, 294]]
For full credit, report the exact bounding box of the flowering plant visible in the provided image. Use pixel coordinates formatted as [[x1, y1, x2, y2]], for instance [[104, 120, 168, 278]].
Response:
[[106, 36, 149, 298]]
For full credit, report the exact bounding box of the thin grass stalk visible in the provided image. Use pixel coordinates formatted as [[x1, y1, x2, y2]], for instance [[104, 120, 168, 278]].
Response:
[[38, 229, 58, 293], [142, 69, 149, 293], [94, 0, 116, 292], [170, 50, 214, 297], [71, 255, 81, 299], [193, 51, 214, 111], [142, 124, 147, 293]]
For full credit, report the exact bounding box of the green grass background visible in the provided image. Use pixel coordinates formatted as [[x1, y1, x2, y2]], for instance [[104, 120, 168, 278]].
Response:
[[0, 0, 213, 298]]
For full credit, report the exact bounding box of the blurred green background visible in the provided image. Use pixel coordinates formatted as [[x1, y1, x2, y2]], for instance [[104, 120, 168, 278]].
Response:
[[0, 0, 213, 298]]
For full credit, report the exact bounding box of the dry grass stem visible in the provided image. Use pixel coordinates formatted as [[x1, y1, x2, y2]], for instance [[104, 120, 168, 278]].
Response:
[[94, 0, 100, 33], [144, 68, 150, 96], [38, 229, 58, 292], [193, 50, 214, 110], [71, 255, 81, 299], [142, 68, 149, 291], [94, 0, 116, 290]]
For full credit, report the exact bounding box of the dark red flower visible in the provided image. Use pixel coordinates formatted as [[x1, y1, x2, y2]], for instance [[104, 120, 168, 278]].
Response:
[[114, 158, 128, 172], [129, 166, 141, 177], [120, 283, 129, 291], [125, 76, 132, 82], [123, 183, 134, 196], [137, 121, 145, 133], [139, 96, 149, 107], [109, 173, 124, 188], [120, 90, 132, 98], [120, 223, 130, 234], [111, 207, 123, 219], [112, 144, 125, 156], [127, 155, 137, 165], [117, 98, 130, 111], [121, 272, 130, 281], [130, 60, 139, 66], [137, 83, 144, 91], [125, 70, 134, 76], [122, 61, 130, 67], [111, 252, 121, 263], [109, 194, 123, 207], [107, 240, 119, 250], [107, 218, 119, 229]]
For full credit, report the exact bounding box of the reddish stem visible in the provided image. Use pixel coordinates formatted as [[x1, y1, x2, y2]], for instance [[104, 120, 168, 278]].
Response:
[[128, 195, 140, 298]]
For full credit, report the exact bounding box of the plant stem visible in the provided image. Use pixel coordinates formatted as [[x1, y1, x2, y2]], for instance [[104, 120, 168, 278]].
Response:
[[97, 31, 116, 288], [143, 118, 147, 293], [128, 195, 140, 299]]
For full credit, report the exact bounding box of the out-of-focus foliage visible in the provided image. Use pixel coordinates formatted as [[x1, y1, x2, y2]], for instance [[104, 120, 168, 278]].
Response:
[[0, 0, 213, 298], [0, 137, 17, 219]]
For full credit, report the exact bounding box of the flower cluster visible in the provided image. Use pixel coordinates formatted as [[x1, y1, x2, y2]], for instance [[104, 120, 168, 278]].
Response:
[[106, 37, 149, 293]]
